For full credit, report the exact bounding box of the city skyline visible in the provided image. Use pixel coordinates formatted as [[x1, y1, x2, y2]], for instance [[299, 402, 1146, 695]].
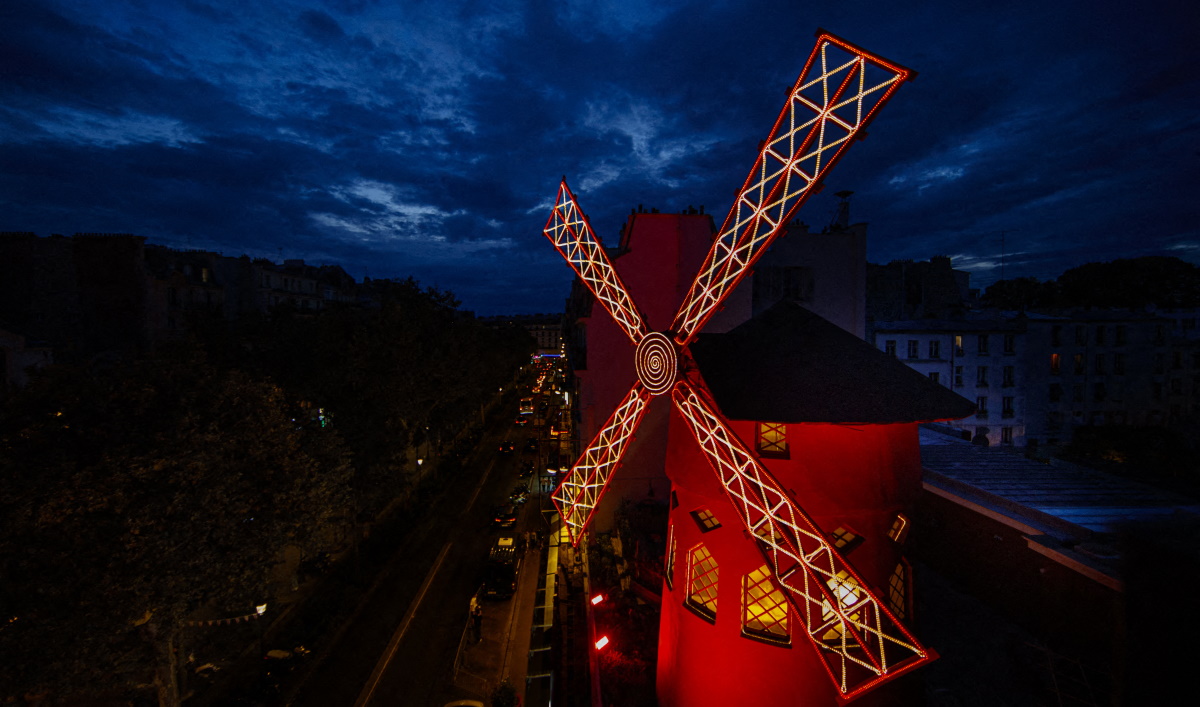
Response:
[[2, 0, 1197, 315]]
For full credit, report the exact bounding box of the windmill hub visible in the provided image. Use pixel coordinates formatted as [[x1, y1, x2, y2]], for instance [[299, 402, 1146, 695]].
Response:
[[635, 331, 679, 396]]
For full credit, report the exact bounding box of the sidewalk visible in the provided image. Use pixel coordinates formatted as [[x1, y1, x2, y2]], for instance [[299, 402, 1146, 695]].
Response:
[[444, 518, 569, 707]]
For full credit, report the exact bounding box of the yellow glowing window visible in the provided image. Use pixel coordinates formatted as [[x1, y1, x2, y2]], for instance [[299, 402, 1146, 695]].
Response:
[[756, 422, 789, 457], [665, 523, 677, 589], [887, 514, 910, 544], [743, 565, 790, 644], [820, 569, 863, 644], [690, 508, 721, 533], [830, 526, 863, 553], [887, 562, 908, 620], [753, 524, 784, 547], [687, 544, 719, 621]]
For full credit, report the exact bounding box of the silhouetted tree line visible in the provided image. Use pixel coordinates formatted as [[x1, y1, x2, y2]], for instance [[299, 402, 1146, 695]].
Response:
[[0, 277, 534, 705], [981, 256, 1200, 310]]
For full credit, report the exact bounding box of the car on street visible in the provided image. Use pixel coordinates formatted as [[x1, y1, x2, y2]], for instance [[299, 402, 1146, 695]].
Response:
[[524, 437, 539, 453], [518, 462, 534, 478], [514, 416, 528, 427], [492, 503, 518, 528], [498, 440, 514, 454], [510, 484, 529, 505], [483, 536, 519, 599]]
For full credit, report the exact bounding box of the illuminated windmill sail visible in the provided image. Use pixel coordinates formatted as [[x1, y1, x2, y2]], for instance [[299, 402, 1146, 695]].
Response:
[[542, 31, 929, 700]]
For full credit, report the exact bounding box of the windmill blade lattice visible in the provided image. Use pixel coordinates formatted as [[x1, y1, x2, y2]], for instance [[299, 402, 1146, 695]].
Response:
[[672, 32, 913, 344], [541, 30, 923, 701], [543, 180, 649, 345], [551, 382, 650, 545]]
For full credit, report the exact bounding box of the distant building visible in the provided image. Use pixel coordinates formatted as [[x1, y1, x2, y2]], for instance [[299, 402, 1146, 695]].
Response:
[[0, 326, 52, 399], [0, 232, 361, 362], [482, 313, 564, 355], [867, 255, 972, 323], [871, 316, 1026, 447], [872, 307, 1200, 449]]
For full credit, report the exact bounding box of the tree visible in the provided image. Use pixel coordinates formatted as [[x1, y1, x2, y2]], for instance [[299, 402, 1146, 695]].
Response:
[[0, 347, 352, 704]]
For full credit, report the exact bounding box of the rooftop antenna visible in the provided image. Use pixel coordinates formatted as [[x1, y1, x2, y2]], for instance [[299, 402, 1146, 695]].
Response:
[[829, 190, 854, 231]]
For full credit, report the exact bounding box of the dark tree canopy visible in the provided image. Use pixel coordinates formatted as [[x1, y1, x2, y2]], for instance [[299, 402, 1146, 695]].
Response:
[[0, 277, 533, 702], [981, 256, 1200, 310]]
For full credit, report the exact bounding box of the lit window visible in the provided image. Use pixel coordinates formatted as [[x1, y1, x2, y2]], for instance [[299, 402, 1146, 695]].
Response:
[[830, 526, 863, 553], [820, 570, 863, 645], [954, 335, 964, 356], [690, 508, 721, 533], [686, 544, 719, 621], [886, 514, 909, 543], [887, 562, 908, 620], [756, 422, 788, 458], [1050, 353, 1061, 375], [665, 523, 677, 589], [743, 565, 790, 644]]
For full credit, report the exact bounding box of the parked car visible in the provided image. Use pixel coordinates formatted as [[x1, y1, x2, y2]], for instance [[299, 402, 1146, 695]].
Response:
[[510, 484, 529, 505], [524, 437, 539, 454], [483, 536, 519, 599], [492, 503, 518, 528], [518, 462, 534, 478]]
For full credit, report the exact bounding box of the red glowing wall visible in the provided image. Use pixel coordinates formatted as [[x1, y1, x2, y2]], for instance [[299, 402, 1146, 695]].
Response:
[[656, 417, 923, 707]]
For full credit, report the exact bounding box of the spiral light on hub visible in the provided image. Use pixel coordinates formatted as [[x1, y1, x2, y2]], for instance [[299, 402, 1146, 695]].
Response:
[[635, 332, 678, 396]]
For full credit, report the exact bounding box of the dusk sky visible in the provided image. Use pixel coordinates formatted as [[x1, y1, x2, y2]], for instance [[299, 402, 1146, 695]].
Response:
[[2, 0, 1197, 315]]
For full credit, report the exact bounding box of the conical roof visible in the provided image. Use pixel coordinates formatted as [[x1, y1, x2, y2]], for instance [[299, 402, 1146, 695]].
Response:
[[689, 300, 977, 424]]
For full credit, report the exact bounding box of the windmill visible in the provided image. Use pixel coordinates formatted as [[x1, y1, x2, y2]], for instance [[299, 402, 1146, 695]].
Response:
[[542, 31, 941, 702]]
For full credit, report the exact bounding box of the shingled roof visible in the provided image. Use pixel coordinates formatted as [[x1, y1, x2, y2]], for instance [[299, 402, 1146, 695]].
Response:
[[690, 300, 977, 424]]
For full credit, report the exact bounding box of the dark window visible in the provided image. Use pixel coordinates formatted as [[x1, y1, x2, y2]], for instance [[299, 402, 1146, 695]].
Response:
[[1003, 366, 1015, 387], [1049, 383, 1063, 402], [1114, 353, 1126, 375], [1002, 396, 1014, 418], [1095, 326, 1106, 345], [929, 372, 940, 385], [1051, 326, 1062, 347], [954, 366, 964, 387], [977, 334, 990, 355], [1073, 354, 1085, 375], [929, 340, 941, 359], [1075, 326, 1087, 346], [976, 396, 988, 417], [1001, 426, 1014, 445], [1155, 353, 1165, 374], [907, 340, 919, 359], [1094, 383, 1106, 402], [885, 340, 896, 357], [976, 366, 989, 387], [1095, 354, 1105, 375], [1116, 325, 1127, 345], [1003, 333, 1016, 354], [1073, 384, 1084, 403]]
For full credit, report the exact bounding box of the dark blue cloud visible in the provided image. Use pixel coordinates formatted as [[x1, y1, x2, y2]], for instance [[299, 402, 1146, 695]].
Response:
[[1, 0, 1197, 314]]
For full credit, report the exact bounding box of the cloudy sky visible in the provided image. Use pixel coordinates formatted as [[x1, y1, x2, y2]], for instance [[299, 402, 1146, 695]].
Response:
[[2, 0, 1197, 314]]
